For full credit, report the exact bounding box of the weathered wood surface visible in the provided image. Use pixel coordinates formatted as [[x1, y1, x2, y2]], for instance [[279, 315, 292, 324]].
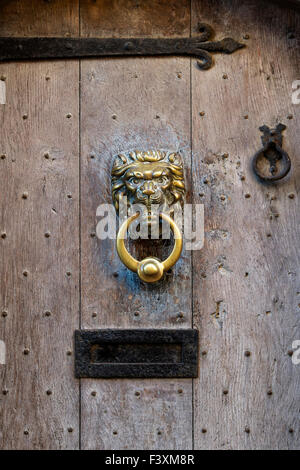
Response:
[[0, 0, 299, 451], [0, 0, 79, 37], [79, 61, 193, 447], [191, 0, 300, 450], [80, 0, 193, 450], [80, 0, 190, 38], [0, 2, 80, 450]]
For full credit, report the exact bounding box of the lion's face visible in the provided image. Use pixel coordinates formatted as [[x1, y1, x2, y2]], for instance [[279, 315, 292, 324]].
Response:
[[124, 164, 172, 208], [111, 151, 185, 220]]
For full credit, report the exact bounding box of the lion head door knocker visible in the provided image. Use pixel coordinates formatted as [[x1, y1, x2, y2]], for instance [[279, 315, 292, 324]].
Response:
[[252, 124, 291, 181], [111, 150, 186, 283]]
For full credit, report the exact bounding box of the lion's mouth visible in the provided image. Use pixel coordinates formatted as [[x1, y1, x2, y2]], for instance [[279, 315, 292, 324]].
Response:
[[136, 193, 164, 223], [136, 191, 163, 204]]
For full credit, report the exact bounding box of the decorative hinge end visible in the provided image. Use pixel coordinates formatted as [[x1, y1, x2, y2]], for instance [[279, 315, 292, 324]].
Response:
[[219, 37, 245, 54]]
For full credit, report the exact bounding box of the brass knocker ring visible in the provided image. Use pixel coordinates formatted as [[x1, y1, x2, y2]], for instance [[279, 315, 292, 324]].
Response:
[[116, 213, 183, 283]]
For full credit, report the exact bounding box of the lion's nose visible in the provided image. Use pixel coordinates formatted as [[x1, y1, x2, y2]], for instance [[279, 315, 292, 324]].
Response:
[[142, 182, 155, 196]]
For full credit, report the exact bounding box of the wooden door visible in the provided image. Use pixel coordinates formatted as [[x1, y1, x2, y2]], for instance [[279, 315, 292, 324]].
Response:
[[0, 0, 299, 450]]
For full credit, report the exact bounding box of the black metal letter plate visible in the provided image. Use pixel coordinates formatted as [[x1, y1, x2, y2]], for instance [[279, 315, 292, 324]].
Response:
[[75, 329, 198, 378]]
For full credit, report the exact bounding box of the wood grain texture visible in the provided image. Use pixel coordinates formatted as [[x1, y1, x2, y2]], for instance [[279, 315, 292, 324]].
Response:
[[80, 56, 192, 331], [191, 0, 300, 450], [80, 56, 193, 450], [80, 0, 190, 38], [1, 0, 299, 451], [0, 60, 80, 450], [0, 0, 79, 37], [0, 2, 80, 451], [80, 1, 193, 449]]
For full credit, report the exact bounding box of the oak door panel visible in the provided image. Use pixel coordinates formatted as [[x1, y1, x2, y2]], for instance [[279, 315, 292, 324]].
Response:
[[0, 0, 80, 450], [80, 0, 193, 451], [0, 60, 80, 449], [192, 0, 300, 450]]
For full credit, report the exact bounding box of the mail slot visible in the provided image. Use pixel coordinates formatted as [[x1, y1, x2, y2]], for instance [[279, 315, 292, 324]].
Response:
[[75, 329, 198, 378], [90, 342, 182, 364]]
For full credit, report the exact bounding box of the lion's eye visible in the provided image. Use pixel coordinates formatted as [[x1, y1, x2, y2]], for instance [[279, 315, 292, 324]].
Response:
[[130, 178, 140, 185], [157, 176, 167, 184]]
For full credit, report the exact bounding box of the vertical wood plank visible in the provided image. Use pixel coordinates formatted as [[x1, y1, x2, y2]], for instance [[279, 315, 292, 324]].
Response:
[[0, 60, 80, 450], [80, 0, 193, 450], [191, 0, 300, 450], [0, 3, 80, 450]]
